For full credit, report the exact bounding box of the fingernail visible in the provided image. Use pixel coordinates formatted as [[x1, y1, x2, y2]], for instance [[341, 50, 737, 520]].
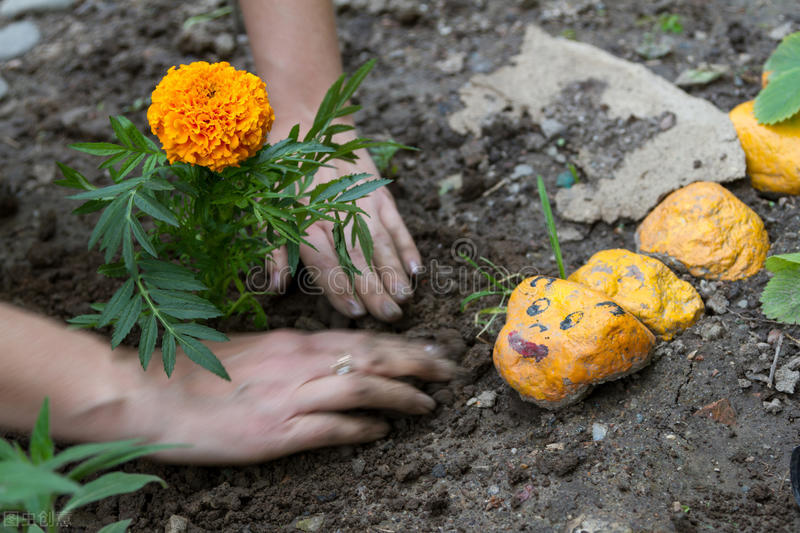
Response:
[[348, 299, 366, 317], [382, 300, 402, 322], [416, 393, 436, 413], [394, 282, 413, 302], [409, 260, 423, 275]]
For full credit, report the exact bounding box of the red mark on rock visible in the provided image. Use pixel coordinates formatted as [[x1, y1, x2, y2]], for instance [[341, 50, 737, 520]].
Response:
[[508, 331, 548, 362]]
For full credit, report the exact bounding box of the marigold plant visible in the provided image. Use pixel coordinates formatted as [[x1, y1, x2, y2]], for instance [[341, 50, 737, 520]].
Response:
[[57, 60, 405, 379]]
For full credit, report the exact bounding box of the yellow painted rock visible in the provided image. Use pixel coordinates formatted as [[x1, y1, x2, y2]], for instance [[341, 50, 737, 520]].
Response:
[[493, 276, 655, 409], [636, 181, 768, 280], [568, 249, 704, 341], [729, 100, 800, 195]]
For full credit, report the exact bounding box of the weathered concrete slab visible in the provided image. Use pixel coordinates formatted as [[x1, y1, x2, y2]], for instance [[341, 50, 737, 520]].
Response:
[[448, 25, 745, 223]]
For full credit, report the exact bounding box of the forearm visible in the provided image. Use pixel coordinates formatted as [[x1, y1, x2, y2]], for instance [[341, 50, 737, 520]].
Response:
[[240, 0, 347, 135], [0, 303, 145, 442]]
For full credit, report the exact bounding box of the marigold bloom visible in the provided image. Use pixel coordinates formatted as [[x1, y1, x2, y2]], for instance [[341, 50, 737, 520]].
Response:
[[147, 61, 274, 172]]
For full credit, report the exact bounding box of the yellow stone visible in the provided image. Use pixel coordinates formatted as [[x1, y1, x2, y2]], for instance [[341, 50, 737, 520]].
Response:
[[494, 276, 655, 410], [568, 249, 704, 341], [636, 181, 769, 281], [729, 100, 800, 195]]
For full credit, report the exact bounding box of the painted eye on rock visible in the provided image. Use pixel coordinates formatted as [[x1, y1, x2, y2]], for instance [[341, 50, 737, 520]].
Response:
[[526, 298, 550, 316], [559, 311, 584, 330], [596, 301, 625, 316]]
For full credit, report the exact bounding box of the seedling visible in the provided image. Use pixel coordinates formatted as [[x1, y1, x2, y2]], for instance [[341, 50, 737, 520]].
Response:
[[754, 32, 800, 124], [459, 255, 519, 343], [368, 142, 405, 177], [658, 14, 683, 34], [537, 175, 565, 279], [460, 175, 566, 341], [0, 399, 180, 533]]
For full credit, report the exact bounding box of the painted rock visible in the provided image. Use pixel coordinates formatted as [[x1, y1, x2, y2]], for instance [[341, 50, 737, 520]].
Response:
[[493, 276, 655, 409], [636, 181, 769, 280], [729, 100, 800, 195], [568, 249, 704, 341]]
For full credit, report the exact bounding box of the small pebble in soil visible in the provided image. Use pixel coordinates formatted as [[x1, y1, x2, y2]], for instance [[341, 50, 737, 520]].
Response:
[[705, 292, 729, 314], [698, 321, 724, 341], [431, 463, 446, 478], [510, 164, 534, 180], [351, 458, 365, 477], [487, 485, 500, 496], [556, 170, 575, 188], [164, 515, 189, 533], [592, 422, 608, 441], [763, 398, 782, 414], [294, 514, 325, 532], [466, 390, 497, 408]]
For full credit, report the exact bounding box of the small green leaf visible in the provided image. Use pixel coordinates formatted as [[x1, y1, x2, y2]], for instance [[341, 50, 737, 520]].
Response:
[[162, 331, 176, 377], [353, 215, 374, 266], [68, 178, 144, 201], [138, 315, 158, 370], [60, 472, 166, 515], [172, 322, 229, 342], [54, 162, 95, 190], [98, 262, 128, 278], [765, 253, 800, 272], [177, 336, 230, 380], [42, 439, 142, 471], [761, 265, 800, 324], [133, 190, 179, 226], [149, 289, 222, 320], [754, 67, 800, 124], [88, 195, 127, 251], [0, 463, 79, 505], [29, 398, 53, 465], [65, 442, 183, 482], [121, 227, 135, 271], [130, 216, 158, 258], [764, 32, 800, 75], [98, 279, 135, 327], [72, 199, 110, 215], [69, 142, 127, 157], [97, 519, 133, 533], [310, 173, 369, 203], [337, 178, 391, 203], [0, 438, 16, 460], [111, 296, 142, 348]]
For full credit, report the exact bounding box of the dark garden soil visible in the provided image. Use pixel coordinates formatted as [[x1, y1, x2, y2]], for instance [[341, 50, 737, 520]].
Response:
[[3, 0, 800, 531]]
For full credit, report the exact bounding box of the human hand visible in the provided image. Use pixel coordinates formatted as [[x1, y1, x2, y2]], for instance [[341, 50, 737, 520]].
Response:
[[266, 149, 422, 323], [135, 330, 454, 464]]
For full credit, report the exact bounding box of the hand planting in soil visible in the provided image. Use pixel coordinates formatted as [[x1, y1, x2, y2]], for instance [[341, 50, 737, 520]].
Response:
[[0, 303, 455, 465]]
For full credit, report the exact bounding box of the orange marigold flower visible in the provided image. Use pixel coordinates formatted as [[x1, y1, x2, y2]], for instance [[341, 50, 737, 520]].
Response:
[[147, 61, 275, 172]]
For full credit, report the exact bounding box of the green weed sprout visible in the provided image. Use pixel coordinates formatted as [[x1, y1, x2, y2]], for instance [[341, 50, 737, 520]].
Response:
[[0, 399, 181, 533], [537, 175, 565, 279], [658, 14, 683, 34], [459, 255, 519, 343]]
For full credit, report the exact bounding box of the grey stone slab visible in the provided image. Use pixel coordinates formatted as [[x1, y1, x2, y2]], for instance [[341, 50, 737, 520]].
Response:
[[0, 20, 40, 61], [448, 25, 745, 223]]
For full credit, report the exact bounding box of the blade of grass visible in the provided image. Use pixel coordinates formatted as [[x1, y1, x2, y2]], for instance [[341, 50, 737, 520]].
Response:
[[537, 175, 565, 279]]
